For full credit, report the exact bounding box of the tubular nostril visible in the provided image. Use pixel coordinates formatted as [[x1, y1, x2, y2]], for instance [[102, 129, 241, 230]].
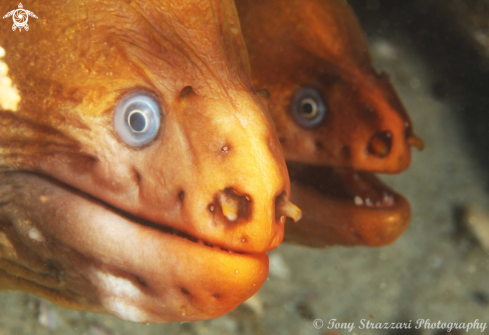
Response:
[[216, 188, 251, 223], [367, 131, 392, 158], [275, 192, 302, 223], [407, 134, 425, 151]]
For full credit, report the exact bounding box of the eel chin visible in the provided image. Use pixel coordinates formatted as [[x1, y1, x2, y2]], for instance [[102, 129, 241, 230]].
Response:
[[0, 172, 268, 323], [284, 163, 411, 247]]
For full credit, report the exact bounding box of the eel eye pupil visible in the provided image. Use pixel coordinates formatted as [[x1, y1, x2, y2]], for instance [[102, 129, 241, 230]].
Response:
[[113, 92, 162, 147], [299, 98, 318, 119], [291, 87, 327, 128], [128, 110, 148, 132]]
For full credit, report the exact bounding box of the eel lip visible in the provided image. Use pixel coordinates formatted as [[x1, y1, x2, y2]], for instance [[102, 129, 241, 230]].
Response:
[[2, 172, 268, 322], [29, 172, 251, 255], [284, 163, 411, 247]]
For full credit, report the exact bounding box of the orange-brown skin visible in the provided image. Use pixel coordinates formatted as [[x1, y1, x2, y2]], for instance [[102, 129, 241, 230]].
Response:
[[238, 0, 422, 172], [236, 0, 422, 246], [0, 0, 295, 322]]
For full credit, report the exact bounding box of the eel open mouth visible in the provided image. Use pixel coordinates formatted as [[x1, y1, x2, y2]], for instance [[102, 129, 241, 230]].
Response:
[[0, 172, 269, 322], [284, 162, 411, 247]]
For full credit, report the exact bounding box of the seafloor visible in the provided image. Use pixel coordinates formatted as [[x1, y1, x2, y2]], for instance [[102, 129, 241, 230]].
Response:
[[1, 2, 489, 335]]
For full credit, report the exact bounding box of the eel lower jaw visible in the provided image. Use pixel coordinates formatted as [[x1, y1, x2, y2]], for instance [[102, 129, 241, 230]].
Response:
[[284, 163, 411, 247], [0, 172, 268, 322]]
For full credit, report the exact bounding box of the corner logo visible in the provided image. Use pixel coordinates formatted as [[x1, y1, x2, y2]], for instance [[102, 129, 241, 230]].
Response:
[[3, 3, 38, 32]]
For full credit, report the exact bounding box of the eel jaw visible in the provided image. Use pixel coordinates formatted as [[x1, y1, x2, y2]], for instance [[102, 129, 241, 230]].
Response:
[[0, 172, 268, 322], [284, 163, 411, 247]]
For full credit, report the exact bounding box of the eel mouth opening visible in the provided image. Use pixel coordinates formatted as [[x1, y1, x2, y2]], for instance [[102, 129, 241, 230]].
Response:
[[284, 162, 411, 247], [119, 209, 243, 255], [25, 172, 248, 255], [286, 162, 400, 209]]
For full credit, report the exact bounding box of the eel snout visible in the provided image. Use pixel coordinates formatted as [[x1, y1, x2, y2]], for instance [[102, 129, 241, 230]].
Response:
[[349, 77, 417, 174]]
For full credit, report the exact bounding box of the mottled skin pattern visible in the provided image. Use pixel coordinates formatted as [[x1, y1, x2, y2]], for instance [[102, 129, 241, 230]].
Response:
[[237, 0, 423, 246], [0, 0, 294, 323]]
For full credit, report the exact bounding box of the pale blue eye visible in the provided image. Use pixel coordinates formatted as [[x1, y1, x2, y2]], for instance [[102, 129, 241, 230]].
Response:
[[291, 87, 327, 128], [114, 92, 161, 147]]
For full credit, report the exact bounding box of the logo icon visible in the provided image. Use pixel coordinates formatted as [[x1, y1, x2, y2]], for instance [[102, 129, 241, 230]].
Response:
[[3, 3, 38, 32]]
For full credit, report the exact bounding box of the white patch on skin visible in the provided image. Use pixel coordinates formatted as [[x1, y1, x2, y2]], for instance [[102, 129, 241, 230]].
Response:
[[90, 269, 148, 322], [14, 219, 46, 242], [27, 227, 46, 242], [0, 46, 21, 111], [108, 300, 147, 323]]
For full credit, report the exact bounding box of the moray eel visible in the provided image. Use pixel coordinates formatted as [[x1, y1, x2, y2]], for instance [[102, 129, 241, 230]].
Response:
[[0, 0, 301, 322], [236, 0, 424, 247]]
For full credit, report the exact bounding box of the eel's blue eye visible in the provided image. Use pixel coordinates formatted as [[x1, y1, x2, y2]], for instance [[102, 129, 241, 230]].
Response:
[[291, 87, 327, 128], [114, 92, 161, 147]]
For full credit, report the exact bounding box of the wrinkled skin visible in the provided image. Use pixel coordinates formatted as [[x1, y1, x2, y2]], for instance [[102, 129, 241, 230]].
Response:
[[237, 0, 423, 246], [0, 0, 296, 322]]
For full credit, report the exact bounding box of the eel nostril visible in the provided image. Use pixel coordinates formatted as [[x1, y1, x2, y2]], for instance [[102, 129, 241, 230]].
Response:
[[221, 194, 238, 221], [367, 131, 392, 158], [407, 134, 425, 151], [275, 191, 302, 223], [216, 188, 251, 223]]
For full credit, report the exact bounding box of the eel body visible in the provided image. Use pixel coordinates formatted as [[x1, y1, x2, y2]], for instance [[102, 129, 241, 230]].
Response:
[[0, 0, 299, 322], [237, 0, 424, 247]]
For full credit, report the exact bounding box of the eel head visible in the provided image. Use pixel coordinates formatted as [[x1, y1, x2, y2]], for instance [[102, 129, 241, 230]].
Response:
[[237, 0, 421, 247], [0, 0, 297, 322]]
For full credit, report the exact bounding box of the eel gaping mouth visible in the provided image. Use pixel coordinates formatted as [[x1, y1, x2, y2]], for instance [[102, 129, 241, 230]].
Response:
[[284, 163, 411, 247]]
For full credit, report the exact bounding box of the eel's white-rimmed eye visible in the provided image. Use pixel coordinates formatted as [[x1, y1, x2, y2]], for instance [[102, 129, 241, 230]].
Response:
[[291, 87, 327, 128], [114, 92, 161, 147]]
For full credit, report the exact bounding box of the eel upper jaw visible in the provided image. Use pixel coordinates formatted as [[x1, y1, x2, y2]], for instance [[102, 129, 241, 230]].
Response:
[[11, 171, 256, 254], [0, 172, 269, 322], [284, 162, 411, 247]]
